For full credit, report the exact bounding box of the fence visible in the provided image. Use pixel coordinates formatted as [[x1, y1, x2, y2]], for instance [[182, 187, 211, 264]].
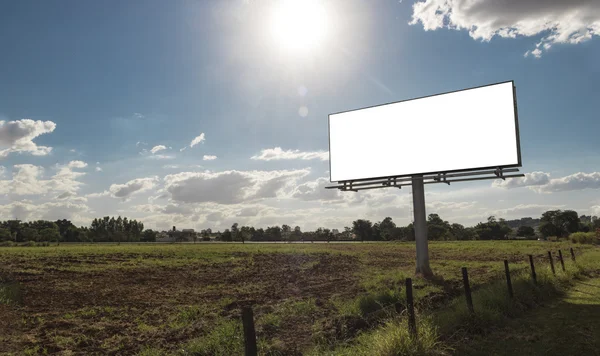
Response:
[[237, 247, 581, 356]]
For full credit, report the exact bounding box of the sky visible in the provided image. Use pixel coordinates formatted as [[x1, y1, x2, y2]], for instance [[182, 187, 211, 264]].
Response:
[[1, 0, 599, 231]]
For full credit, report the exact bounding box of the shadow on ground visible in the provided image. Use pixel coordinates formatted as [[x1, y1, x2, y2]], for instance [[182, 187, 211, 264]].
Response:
[[457, 279, 600, 356]]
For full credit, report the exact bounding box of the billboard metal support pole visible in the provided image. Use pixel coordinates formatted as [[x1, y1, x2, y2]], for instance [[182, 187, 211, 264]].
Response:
[[412, 175, 433, 277]]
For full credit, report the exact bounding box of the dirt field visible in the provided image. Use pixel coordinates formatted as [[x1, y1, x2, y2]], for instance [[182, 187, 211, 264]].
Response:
[[0, 241, 590, 355]]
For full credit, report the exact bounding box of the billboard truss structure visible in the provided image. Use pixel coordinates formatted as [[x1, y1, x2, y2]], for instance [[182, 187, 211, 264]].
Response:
[[325, 167, 524, 192]]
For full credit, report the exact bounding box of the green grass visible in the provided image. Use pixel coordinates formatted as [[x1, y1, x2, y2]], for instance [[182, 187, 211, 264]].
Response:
[[0, 282, 21, 305], [180, 319, 244, 356], [458, 277, 600, 355], [317, 249, 600, 355], [0, 241, 597, 355]]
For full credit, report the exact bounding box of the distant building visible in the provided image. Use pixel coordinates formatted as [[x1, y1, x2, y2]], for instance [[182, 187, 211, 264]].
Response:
[[156, 232, 175, 243]]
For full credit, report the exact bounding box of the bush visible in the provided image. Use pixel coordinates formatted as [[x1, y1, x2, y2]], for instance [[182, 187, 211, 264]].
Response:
[[20, 241, 36, 247], [0, 241, 14, 247], [570, 232, 597, 244], [202, 236, 211, 241]]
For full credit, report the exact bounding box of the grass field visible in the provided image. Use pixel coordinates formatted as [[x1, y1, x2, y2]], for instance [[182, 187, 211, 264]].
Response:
[[457, 277, 600, 355], [0, 241, 597, 355]]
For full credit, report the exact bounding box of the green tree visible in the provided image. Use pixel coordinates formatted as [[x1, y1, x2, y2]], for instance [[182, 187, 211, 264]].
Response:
[[55, 219, 75, 240], [517, 225, 536, 238], [231, 223, 239, 241], [20, 227, 39, 242], [281, 225, 292, 241], [474, 216, 511, 240], [539, 210, 580, 238], [352, 219, 373, 242], [142, 229, 157, 242], [221, 229, 233, 242], [0, 228, 12, 241], [378, 217, 396, 241], [39, 227, 61, 242], [427, 214, 450, 240], [293, 226, 302, 241]]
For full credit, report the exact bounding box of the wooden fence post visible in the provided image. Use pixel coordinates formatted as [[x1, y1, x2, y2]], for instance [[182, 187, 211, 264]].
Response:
[[405, 278, 417, 338], [504, 260, 514, 299], [558, 250, 566, 272], [548, 251, 556, 275], [529, 255, 537, 284], [461, 267, 474, 314], [570, 247, 576, 262], [242, 307, 257, 356]]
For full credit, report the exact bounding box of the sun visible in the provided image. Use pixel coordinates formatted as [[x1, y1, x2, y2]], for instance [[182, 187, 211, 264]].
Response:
[[270, 0, 328, 52]]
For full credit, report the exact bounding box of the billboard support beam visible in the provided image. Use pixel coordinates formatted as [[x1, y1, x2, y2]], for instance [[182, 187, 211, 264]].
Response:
[[412, 175, 433, 277]]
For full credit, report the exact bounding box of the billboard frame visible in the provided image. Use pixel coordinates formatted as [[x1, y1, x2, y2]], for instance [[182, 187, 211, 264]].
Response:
[[328, 80, 522, 184]]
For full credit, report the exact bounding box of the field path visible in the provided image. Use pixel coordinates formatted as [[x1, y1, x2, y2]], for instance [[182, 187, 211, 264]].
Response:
[[458, 278, 600, 355]]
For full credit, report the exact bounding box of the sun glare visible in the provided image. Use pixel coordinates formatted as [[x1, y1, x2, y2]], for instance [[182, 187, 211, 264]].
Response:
[[270, 0, 328, 52]]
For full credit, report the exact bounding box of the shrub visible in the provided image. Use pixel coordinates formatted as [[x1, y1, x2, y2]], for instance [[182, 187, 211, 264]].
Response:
[[0, 241, 14, 247], [202, 236, 211, 241], [20, 241, 36, 247], [569, 232, 597, 244]]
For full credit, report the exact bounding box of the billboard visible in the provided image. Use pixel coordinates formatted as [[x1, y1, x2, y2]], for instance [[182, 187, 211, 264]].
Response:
[[328, 81, 521, 182]]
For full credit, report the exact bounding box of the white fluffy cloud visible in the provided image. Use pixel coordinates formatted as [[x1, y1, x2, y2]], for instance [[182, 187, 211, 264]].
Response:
[[251, 147, 329, 161], [292, 177, 341, 201], [489, 204, 564, 218], [409, 0, 600, 57], [108, 176, 159, 199], [493, 171, 600, 193], [203, 155, 217, 161], [163, 169, 310, 204], [68, 160, 87, 169], [190, 133, 205, 148], [150, 145, 167, 154], [0, 161, 87, 197], [0, 119, 56, 158], [535, 172, 600, 193], [492, 171, 550, 189], [148, 154, 175, 160], [0, 200, 91, 225]]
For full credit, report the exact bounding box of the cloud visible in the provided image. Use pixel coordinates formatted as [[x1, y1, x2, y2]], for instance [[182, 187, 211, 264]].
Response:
[[493, 171, 600, 193], [292, 177, 341, 201], [108, 176, 159, 199], [0, 161, 87, 197], [190, 133, 205, 148], [163, 168, 310, 204], [68, 160, 88, 169], [251, 147, 329, 161], [0, 119, 56, 158], [0, 200, 92, 225], [0, 166, 5, 178], [409, 0, 600, 57], [490, 204, 564, 217], [203, 155, 217, 161], [86, 191, 110, 198], [95, 167, 103, 172], [147, 154, 175, 160], [136, 141, 147, 147], [534, 172, 600, 193], [492, 172, 550, 189], [150, 145, 167, 154]]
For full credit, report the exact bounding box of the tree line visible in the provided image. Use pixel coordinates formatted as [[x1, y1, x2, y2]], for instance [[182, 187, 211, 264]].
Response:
[[0, 209, 598, 244], [0, 217, 156, 243]]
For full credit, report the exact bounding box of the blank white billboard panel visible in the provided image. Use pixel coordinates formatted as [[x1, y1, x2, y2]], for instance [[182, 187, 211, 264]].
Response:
[[329, 81, 520, 182]]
